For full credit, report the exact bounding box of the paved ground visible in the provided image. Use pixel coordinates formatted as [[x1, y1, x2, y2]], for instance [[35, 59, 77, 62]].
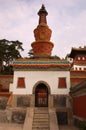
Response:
[[0, 123, 23, 130], [59, 125, 80, 130], [0, 123, 80, 130]]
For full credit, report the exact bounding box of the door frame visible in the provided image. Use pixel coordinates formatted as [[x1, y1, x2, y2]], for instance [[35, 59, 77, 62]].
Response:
[[33, 81, 50, 107]]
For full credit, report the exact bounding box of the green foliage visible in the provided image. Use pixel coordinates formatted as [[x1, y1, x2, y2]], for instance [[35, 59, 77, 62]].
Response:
[[28, 49, 34, 57], [79, 120, 86, 130], [1, 66, 13, 75], [0, 39, 24, 74]]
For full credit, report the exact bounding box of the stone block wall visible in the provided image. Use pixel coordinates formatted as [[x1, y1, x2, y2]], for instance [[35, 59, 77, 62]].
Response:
[[6, 107, 26, 124], [11, 95, 32, 107], [0, 96, 9, 110], [53, 95, 73, 125], [53, 95, 66, 107], [17, 95, 30, 107], [11, 110, 26, 123], [0, 110, 8, 122], [56, 111, 68, 125]]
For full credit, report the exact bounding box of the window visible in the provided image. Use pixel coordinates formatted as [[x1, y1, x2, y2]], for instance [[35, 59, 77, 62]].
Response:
[[0, 84, 2, 92], [82, 57, 85, 60], [17, 77, 25, 88], [78, 57, 80, 60], [58, 78, 67, 88], [79, 68, 82, 70], [75, 67, 77, 70]]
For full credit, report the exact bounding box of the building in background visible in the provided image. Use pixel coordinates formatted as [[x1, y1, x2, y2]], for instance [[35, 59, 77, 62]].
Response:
[[70, 80, 86, 126], [66, 46, 86, 87], [67, 46, 86, 124], [68, 47, 86, 71]]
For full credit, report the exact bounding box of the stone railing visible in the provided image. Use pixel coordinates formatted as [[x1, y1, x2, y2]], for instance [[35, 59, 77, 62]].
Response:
[[7, 93, 13, 107]]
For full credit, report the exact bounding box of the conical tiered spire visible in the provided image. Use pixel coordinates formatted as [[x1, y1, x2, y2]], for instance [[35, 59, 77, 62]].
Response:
[[31, 5, 54, 57], [38, 4, 48, 24]]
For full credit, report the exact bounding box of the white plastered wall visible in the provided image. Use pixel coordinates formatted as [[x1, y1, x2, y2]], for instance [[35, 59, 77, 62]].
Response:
[[10, 71, 70, 95]]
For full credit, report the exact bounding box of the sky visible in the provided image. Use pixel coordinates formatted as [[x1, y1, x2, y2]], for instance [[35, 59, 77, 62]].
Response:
[[0, 0, 86, 58]]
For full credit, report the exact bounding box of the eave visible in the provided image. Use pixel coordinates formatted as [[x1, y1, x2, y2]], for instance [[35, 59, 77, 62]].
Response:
[[68, 47, 86, 58]]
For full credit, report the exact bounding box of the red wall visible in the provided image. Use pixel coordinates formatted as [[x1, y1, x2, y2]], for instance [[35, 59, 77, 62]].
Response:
[[0, 75, 13, 91], [73, 95, 86, 118], [70, 70, 86, 87], [71, 78, 86, 83]]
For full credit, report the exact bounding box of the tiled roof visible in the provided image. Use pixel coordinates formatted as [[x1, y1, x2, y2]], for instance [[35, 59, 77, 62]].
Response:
[[13, 60, 69, 64], [12, 60, 70, 68], [68, 47, 86, 58]]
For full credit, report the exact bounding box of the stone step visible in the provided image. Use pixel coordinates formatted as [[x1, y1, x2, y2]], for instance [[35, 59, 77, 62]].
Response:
[[33, 118, 49, 122], [34, 112, 48, 114], [33, 119, 49, 122], [32, 128, 49, 130], [32, 121, 49, 129], [34, 108, 48, 114], [32, 123, 49, 127], [34, 107, 48, 110], [32, 126, 50, 130], [33, 122, 49, 125], [32, 108, 50, 130], [33, 115, 49, 119], [34, 111, 48, 114], [34, 113, 49, 117]]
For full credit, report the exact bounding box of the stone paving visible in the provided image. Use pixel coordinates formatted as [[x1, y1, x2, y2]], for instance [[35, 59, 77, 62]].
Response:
[[0, 123, 80, 130], [0, 123, 23, 130], [59, 125, 80, 130]]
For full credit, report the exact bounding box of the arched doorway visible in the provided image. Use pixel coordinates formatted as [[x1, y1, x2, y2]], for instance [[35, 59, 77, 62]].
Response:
[[35, 83, 48, 107]]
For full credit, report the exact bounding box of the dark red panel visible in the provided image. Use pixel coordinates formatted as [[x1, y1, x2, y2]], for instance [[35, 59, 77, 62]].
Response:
[[73, 95, 86, 118]]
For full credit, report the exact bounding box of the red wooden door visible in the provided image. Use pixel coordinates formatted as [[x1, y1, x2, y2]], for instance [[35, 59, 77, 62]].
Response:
[[35, 85, 48, 107]]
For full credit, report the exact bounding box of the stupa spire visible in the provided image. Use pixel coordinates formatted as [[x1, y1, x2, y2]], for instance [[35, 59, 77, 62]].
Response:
[[31, 5, 54, 57], [38, 4, 48, 24]]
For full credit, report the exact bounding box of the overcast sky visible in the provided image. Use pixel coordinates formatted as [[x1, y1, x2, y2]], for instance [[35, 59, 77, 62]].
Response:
[[0, 0, 86, 58]]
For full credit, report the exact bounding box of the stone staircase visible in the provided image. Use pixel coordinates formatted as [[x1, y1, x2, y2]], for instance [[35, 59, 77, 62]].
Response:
[[32, 107, 50, 130], [23, 107, 59, 130]]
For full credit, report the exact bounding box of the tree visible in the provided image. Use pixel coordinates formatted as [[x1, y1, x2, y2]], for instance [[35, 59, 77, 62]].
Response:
[[0, 39, 24, 74], [28, 49, 34, 57]]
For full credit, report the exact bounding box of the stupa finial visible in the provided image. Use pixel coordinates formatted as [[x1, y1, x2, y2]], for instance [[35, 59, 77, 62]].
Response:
[[38, 4, 48, 16]]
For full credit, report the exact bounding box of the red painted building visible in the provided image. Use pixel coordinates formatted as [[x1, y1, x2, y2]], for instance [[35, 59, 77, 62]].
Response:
[[68, 46, 86, 71], [70, 80, 86, 124], [67, 46, 86, 86], [68, 47, 86, 124]]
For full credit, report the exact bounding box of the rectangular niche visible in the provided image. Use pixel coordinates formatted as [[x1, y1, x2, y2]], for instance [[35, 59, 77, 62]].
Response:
[[56, 111, 68, 125], [58, 77, 67, 88], [53, 95, 66, 107], [17, 96, 30, 107], [17, 77, 25, 88]]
